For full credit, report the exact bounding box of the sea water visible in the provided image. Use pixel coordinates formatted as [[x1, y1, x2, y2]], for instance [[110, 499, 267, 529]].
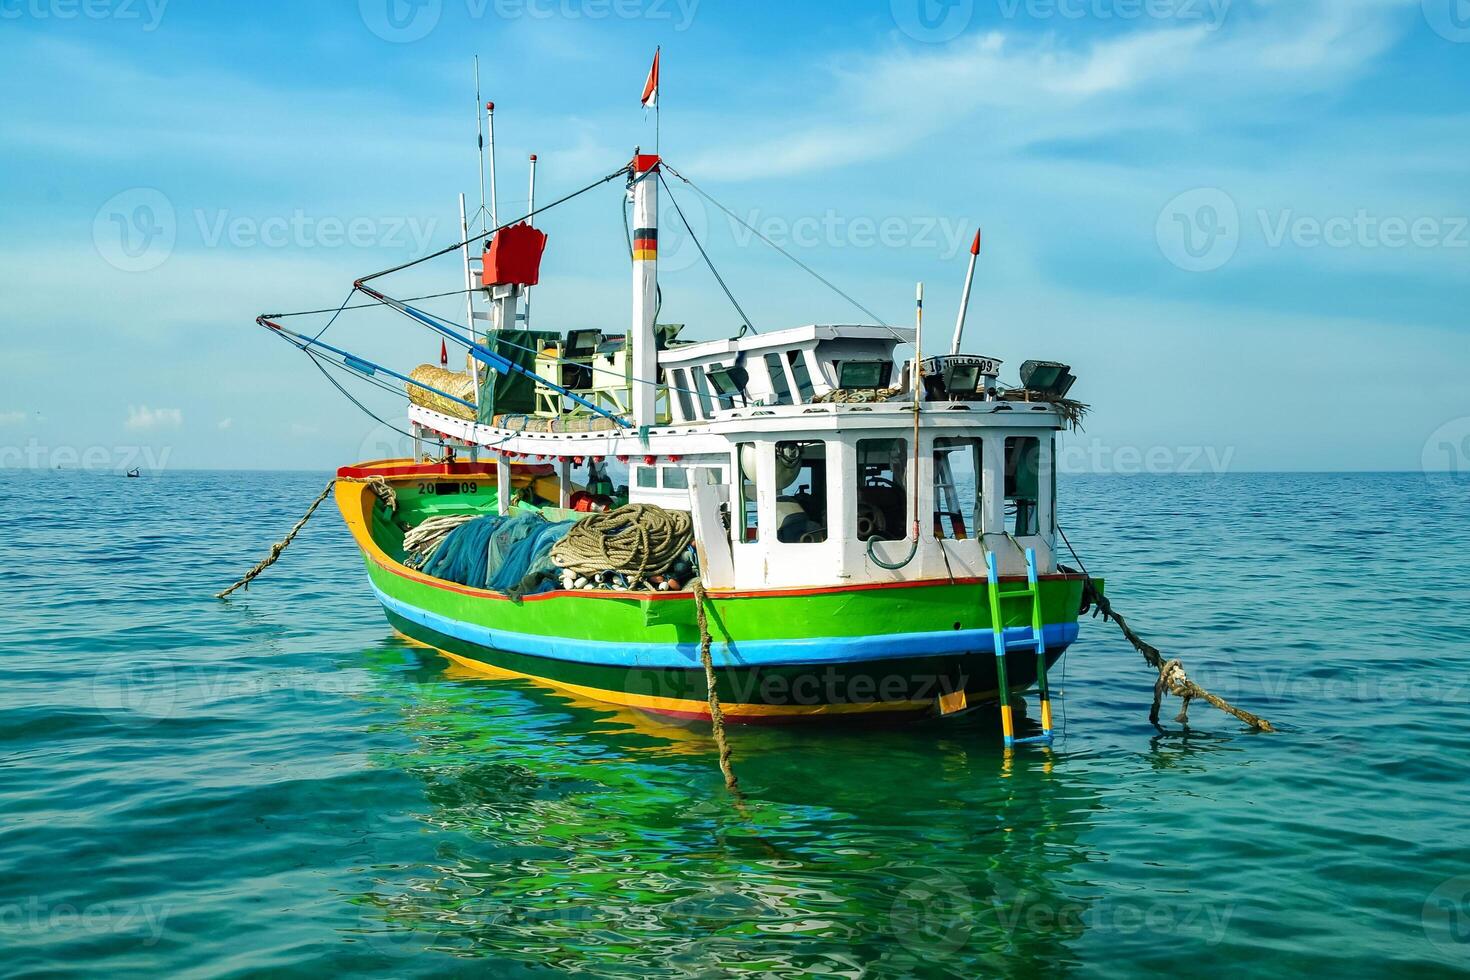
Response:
[[1, 469, 1467, 977]]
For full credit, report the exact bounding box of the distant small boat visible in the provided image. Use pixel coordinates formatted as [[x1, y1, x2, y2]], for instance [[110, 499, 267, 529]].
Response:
[[126, 469, 141, 478]]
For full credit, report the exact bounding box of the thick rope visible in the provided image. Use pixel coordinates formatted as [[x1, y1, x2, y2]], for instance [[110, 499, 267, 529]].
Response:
[[693, 581, 740, 794], [1060, 526, 1277, 733], [215, 481, 335, 599], [215, 477, 397, 599], [550, 504, 693, 587]]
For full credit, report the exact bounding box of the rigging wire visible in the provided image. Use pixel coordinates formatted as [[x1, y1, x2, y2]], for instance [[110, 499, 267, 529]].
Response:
[[310, 288, 359, 341], [268, 286, 485, 321], [357, 164, 632, 286], [661, 162, 904, 342], [658, 172, 757, 335], [361, 288, 711, 400], [306, 350, 424, 442]]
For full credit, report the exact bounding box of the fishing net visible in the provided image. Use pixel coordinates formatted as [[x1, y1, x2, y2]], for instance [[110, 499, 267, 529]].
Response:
[[420, 514, 577, 597]]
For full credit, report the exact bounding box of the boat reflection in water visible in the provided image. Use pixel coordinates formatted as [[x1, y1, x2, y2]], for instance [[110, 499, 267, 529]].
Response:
[[334, 636, 1115, 975]]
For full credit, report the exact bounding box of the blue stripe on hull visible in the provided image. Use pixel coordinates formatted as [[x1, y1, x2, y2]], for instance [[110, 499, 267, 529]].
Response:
[[371, 580, 1080, 670]]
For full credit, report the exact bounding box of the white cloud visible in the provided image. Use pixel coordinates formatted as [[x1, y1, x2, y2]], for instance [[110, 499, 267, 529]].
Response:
[[126, 405, 183, 430], [688, 0, 1419, 180], [0, 411, 25, 425], [217, 418, 234, 430]]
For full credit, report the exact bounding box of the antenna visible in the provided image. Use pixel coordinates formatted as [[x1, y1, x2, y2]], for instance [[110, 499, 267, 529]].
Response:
[[475, 57, 487, 236], [486, 102, 499, 230], [523, 153, 537, 329]]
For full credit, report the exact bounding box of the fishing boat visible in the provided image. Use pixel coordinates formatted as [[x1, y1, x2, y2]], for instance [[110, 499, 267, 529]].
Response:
[[256, 67, 1097, 742]]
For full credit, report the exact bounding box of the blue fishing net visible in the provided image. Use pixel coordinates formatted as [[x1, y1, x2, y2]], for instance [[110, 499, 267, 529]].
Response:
[[420, 514, 577, 597]]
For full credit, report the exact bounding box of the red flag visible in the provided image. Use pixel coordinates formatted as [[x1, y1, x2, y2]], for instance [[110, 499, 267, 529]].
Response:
[[641, 48, 659, 109], [440, 339, 448, 366]]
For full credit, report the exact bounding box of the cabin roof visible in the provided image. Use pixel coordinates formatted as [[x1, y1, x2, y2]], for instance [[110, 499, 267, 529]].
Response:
[[660, 324, 914, 364]]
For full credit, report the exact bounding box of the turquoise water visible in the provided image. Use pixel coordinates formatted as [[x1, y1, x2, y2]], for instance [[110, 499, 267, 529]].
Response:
[[3, 469, 1468, 977]]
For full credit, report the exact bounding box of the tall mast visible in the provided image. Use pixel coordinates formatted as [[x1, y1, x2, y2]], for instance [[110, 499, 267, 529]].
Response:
[[950, 228, 981, 354], [458, 192, 478, 374], [474, 57, 487, 236], [523, 153, 537, 329], [630, 150, 660, 427]]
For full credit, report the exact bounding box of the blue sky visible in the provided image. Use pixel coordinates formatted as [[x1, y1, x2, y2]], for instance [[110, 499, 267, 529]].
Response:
[[1, 0, 1466, 472]]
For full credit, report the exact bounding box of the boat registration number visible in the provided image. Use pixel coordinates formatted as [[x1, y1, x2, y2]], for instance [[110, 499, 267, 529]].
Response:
[[417, 481, 481, 496]]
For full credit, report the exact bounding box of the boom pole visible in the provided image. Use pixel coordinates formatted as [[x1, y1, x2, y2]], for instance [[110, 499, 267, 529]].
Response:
[[950, 228, 982, 355]]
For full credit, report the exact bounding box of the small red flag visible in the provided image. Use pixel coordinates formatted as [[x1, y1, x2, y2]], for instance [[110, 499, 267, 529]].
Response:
[[440, 339, 448, 366], [641, 48, 659, 109]]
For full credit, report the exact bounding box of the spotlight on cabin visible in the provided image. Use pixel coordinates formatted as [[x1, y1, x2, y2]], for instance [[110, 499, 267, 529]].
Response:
[[838, 360, 892, 391], [941, 360, 982, 395], [706, 364, 751, 404], [1019, 360, 1077, 398]]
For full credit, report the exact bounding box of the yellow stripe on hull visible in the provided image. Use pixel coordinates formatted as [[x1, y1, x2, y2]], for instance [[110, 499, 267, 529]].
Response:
[[399, 633, 936, 720]]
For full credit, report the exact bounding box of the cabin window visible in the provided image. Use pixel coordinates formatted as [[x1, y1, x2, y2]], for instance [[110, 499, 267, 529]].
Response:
[[1005, 436, 1041, 536], [933, 437, 981, 539], [636, 465, 659, 489], [735, 443, 759, 542], [671, 369, 696, 421], [855, 438, 909, 541], [765, 353, 793, 406], [787, 350, 815, 402], [690, 367, 715, 416], [663, 466, 689, 490], [774, 441, 827, 543]]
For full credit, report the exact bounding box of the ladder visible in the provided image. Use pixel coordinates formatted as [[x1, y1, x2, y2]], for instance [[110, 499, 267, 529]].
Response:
[[985, 547, 1054, 749]]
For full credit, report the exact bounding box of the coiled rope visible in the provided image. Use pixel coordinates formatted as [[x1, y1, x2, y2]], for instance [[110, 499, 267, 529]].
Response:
[[550, 504, 693, 587], [215, 476, 396, 599]]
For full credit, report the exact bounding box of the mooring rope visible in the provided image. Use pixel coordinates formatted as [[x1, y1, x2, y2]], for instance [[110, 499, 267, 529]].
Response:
[[692, 581, 740, 794], [215, 477, 396, 599], [1058, 526, 1277, 733]]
